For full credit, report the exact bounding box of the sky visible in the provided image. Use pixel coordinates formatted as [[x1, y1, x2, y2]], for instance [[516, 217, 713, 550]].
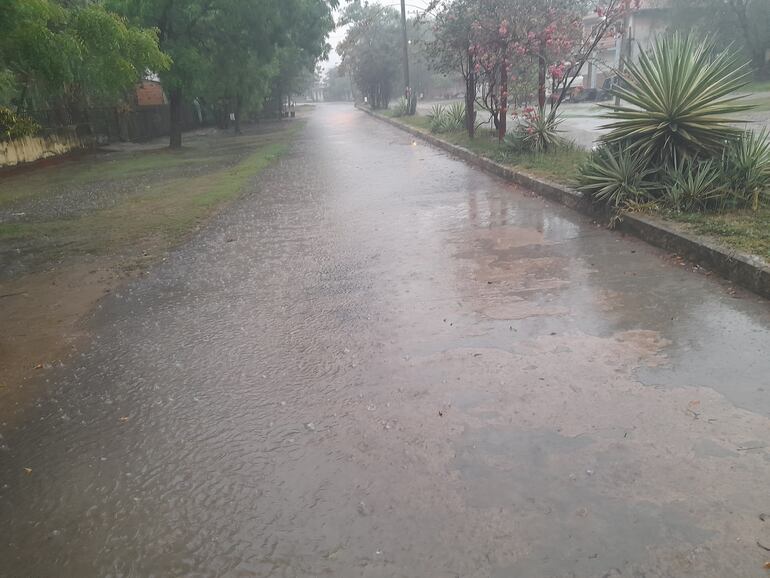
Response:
[[323, 0, 435, 72]]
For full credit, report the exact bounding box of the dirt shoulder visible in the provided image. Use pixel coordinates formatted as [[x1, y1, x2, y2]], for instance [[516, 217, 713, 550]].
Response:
[[0, 120, 302, 414]]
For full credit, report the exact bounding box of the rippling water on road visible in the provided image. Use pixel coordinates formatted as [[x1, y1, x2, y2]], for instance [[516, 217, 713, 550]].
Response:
[[2, 104, 770, 577]]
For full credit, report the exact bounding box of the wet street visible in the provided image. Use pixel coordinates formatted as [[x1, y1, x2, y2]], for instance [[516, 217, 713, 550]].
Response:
[[3, 103, 770, 577]]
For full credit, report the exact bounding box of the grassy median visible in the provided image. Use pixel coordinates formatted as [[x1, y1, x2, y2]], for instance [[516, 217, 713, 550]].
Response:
[[391, 113, 587, 186], [669, 208, 770, 261]]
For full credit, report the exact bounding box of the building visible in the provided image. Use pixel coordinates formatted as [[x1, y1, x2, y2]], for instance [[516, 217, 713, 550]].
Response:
[[583, 0, 670, 90], [134, 79, 167, 107]]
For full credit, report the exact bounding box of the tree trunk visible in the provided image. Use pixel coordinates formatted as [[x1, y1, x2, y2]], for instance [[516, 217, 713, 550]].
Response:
[[15, 82, 28, 115], [234, 95, 242, 135], [538, 49, 547, 110], [466, 50, 476, 139], [498, 57, 508, 142], [169, 87, 183, 149]]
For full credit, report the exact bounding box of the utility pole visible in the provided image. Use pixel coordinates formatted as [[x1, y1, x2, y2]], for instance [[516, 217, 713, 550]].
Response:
[[400, 0, 414, 114], [614, 13, 633, 108]]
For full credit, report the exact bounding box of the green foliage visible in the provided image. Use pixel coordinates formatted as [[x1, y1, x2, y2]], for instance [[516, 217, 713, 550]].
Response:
[[392, 97, 410, 117], [720, 128, 770, 210], [662, 159, 723, 212], [0, 1, 169, 109], [337, 3, 402, 109], [427, 103, 465, 133], [446, 102, 466, 130], [115, 0, 336, 144], [601, 32, 752, 165], [508, 107, 565, 153], [428, 104, 448, 133], [0, 106, 40, 140], [323, 66, 352, 101], [577, 145, 655, 209]]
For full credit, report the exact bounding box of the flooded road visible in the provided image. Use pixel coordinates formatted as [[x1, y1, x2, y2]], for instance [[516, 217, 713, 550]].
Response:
[[2, 103, 770, 577]]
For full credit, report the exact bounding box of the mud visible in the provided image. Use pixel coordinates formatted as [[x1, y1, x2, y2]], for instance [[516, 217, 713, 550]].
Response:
[[0, 104, 769, 577]]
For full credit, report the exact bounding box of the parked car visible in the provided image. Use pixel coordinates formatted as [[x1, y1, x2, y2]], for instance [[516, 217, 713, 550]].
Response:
[[597, 76, 628, 100], [547, 76, 584, 104]]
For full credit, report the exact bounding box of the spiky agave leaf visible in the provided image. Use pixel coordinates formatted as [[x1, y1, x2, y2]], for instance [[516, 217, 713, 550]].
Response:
[[722, 128, 770, 210], [577, 145, 656, 208], [446, 102, 466, 131], [600, 33, 753, 164], [663, 158, 723, 211]]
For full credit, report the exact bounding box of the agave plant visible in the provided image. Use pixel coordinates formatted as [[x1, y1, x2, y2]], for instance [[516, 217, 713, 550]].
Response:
[[663, 159, 723, 212], [391, 97, 409, 117], [721, 128, 770, 211], [445, 102, 466, 131], [577, 145, 656, 209], [513, 107, 565, 153], [428, 104, 448, 133], [600, 32, 752, 165]]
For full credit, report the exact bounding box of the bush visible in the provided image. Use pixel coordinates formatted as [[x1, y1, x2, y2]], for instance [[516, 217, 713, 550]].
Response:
[[0, 107, 41, 141], [719, 128, 770, 211], [601, 32, 751, 166], [427, 104, 447, 133], [577, 145, 655, 209], [391, 97, 409, 117], [662, 159, 723, 212], [428, 102, 464, 134], [507, 107, 564, 153], [445, 102, 465, 131], [587, 33, 770, 216]]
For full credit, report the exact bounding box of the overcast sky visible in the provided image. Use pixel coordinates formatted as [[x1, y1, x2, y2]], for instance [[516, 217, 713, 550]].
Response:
[[323, 0, 434, 71]]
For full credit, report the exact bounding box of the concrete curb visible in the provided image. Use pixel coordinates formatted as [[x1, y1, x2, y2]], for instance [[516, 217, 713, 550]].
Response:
[[357, 105, 770, 300]]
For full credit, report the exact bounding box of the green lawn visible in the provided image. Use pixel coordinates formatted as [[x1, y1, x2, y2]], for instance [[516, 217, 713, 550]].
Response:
[[668, 208, 770, 261], [391, 114, 587, 186], [0, 122, 299, 272]]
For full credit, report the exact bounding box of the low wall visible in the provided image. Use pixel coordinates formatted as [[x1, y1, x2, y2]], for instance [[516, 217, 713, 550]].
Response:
[[0, 128, 89, 168]]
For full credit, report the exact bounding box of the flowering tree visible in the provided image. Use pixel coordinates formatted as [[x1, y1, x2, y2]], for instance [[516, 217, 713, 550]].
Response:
[[426, 0, 479, 137], [544, 0, 641, 122], [521, 0, 587, 110], [471, 0, 530, 140], [427, 0, 637, 145]]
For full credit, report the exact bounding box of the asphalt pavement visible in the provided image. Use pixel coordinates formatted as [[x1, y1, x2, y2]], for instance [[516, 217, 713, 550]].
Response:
[[1, 103, 769, 577]]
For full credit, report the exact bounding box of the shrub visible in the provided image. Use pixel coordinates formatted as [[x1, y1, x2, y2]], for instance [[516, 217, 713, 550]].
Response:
[[428, 104, 447, 132], [720, 128, 770, 211], [662, 159, 723, 212], [577, 145, 655, 209], [0, 107, 41, 141], [601, 32, 752, 166], [391, 97, 409, 117], [427, 103, 464, 134], [445, 102, 465, 131], [508, 107, 564, 153]]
